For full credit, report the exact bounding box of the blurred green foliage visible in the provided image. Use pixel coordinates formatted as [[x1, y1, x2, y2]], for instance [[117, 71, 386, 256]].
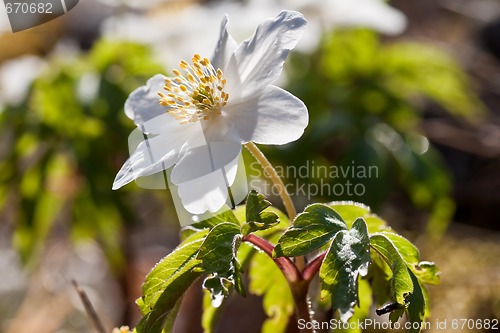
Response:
[[0, 40, 164, 267], [275, 29, 485, 236]]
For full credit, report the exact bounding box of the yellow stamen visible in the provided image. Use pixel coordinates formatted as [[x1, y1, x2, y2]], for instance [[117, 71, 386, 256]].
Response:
[[158, 54, 229, 124]]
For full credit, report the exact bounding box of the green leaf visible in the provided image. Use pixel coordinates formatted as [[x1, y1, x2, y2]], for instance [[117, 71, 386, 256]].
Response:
[[249, 247, 294, 333], [201, 241, 258, 333], [370, 234, 413, 306], [320, 218, 371, 322], [274, 204, 347, 257], [381, 232, 440, 285], [136, 230, 208, 333], [415, 261, 440, 286], [326, 201, 389, 233], [194, 208, 240, 230], [336, 279, 373, 333], [407, 270, 426, 333], [368, 254, 392, 306], [197, 222, 245, 305], [241, 190, 279, 235], [162, 297, 183, 333], [180, 207, 240, 241]]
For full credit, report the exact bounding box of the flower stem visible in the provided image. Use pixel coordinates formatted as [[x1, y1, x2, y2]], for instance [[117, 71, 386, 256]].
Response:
[[243, 142, 306, 270], [244, 142, 297, 219]]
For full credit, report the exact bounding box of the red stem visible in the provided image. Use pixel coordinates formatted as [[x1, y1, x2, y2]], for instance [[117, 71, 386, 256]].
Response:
[[242, 234, 323, 333], [302, 252, 326, 281], [242, 234, 302, 283]]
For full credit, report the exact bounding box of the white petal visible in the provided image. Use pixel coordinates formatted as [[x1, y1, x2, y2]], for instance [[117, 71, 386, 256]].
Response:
[[176, 151, 241, 214], [124, 74, 168, 126], [224, 10, 307, 101], [211, 15, 238, 71], [225, 85, 308, 145], [141, 112, 193, 135], [171, 138, 241, 185], [177, 168, 233, 214], [112, 125, 195, 189]]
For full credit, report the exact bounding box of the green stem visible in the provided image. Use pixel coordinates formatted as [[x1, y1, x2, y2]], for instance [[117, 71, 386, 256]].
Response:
[[244, 142, 306, 270], [244, 142, 297, 219], [243, 142, 314, 332]]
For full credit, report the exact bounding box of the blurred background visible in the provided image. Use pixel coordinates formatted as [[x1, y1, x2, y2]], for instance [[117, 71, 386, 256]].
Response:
[[0, 0, 499, 332]]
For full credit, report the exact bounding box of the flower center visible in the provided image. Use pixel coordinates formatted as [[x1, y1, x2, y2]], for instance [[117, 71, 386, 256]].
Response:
[[158, 54, 229, 124]]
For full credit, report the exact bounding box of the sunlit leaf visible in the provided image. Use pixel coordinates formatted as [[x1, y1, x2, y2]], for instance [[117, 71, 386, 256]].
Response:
[[320, 218, 371, 322], [370, 234, 413, 305], [137, 230, 208, 333], [326, 201, 389, 233], [407, 270, 426, 333], [274, 204, 347, 257], [197, 222, 245, 306], [381, 232, 440, 285], [242, 190, 279, 235]]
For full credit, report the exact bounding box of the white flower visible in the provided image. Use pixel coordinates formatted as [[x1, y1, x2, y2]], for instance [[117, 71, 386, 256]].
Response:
[[288, 0, 408, 52], [113, 11, 308, 215], [95, 0, 167, 9], [0, 56, 47, 108], [100, 2, 281, 68]]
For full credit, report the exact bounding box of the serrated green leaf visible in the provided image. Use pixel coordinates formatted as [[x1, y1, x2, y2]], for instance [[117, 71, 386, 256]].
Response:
[[197, 222, 245, 305], [201, 241, 257, 333], [195, 208, 240, 229], [274, 204, 347, 257], [326, 201, 389, 233], [180, 208, 240, 241], [320, 218, 371, 322], [136, 230, 208, 333], [337, 279, 373, 333], [249, 248, 294, 333], [415, 261, 440, 285], [370, 234, 413, 306], [241, 190, 279, 235], [381, 232, 440, 285], [407, 270, 426, 333], [198, 223, 241, 272]]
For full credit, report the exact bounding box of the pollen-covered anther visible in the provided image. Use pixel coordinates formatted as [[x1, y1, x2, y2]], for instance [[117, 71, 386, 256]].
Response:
[[158, 54, 229, 124]]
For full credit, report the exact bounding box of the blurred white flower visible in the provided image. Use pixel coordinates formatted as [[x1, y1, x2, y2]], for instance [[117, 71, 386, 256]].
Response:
[[77, 71, 100, 104], [101, 1, 281, 67], [113, 11, 308, 214], [283, 0, 407, 51], [95, 0, 168, 10], [101, 0, 406, 66], [0, 56, 46, 107]]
